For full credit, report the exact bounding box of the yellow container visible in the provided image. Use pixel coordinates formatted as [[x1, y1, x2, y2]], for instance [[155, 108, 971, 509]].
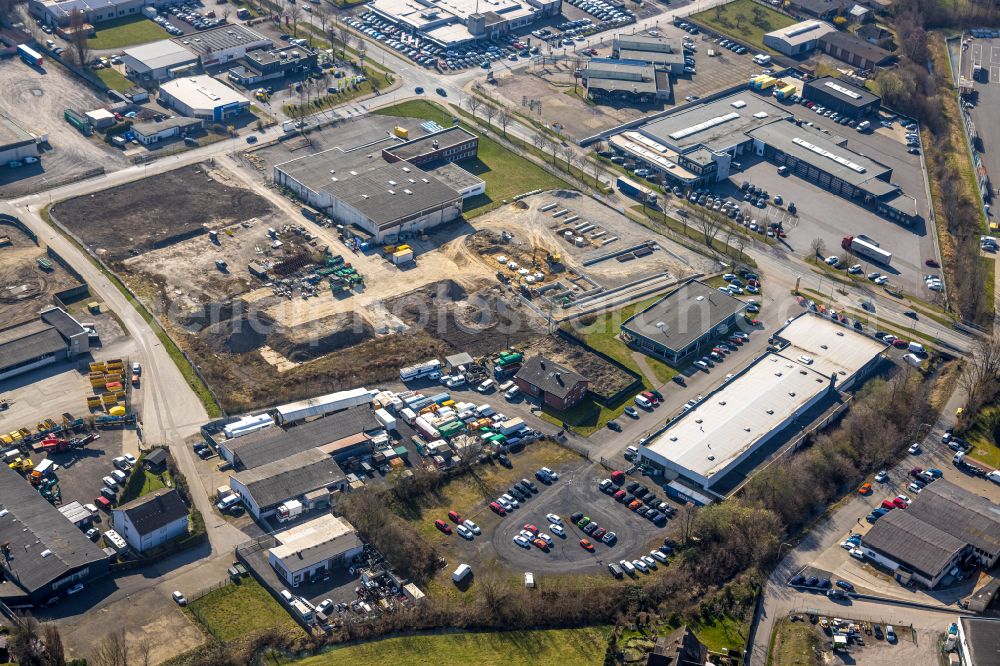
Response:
[[393, 126, 409, 138], [89, 362, 106, 372], [108, 405, 126, 417], [0, 434, 12, 445], [18, 428, 29, 439], [10, 431, 22, 442]]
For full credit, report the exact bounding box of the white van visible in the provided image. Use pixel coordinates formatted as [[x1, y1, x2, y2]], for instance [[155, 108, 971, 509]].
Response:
[[505, 386, 520, 400], [625, 445, 639, 460], [620, 559, 636, 575], [908, 341, 925, 354], [477, 379, 496, 393], [953, 451, 965, 465], [634, 395, 652, 409], [856, 120, 871, 132], [902, 353, 922, 368], [217, 494, 240, 512]]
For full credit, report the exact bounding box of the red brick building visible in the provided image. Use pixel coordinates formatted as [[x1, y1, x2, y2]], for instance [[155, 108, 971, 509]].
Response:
[[514, 356, 589, 411]]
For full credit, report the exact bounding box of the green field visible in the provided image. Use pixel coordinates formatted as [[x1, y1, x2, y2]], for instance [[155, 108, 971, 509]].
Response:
[[691, 0, 796, 53], [768, 618, 820, 666], [376, 100, 569, 217], [279, 627, 610, 665], [87, 16, 167, 50], [187, 579, 304, 642], [118, 467, 170, 504], [94, 67, 133, 93]]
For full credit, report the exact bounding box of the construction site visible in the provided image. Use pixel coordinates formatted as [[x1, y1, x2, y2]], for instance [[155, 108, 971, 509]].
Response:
[[0, 220, 85, 324]]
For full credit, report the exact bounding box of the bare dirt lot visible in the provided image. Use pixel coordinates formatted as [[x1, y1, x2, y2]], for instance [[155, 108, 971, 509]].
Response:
[[0, 57, 126, 197], [52, 163, 276, 264], [0, 221, 84, 324]]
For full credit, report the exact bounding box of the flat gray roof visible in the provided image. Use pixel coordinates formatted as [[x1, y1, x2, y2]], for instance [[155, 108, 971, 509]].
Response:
[[640, 92, 791, 152], [122, 39, 197, 71], [172, 24, 270, 57], [0, 112, 36, 149], [959, 618, 1000, 666], [906, 480, 1000, 557], [276, 140, 398, 194], [233, 449, 346, 510], [616, 48, 686, 65], [613, 35, 680, 53], [804, 75, 881, 107], [764, 20, 834, 47], [428, 162, 484, 191], [747, 122, 892, 187], [623, 279, 746, 353], [132, 117, 203, 136], [320, 161, 461, 229], [863, 509, 965, 578], [385, 127, 477, 162]]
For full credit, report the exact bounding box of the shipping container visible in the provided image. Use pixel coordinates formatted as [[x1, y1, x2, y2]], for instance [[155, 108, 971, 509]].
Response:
[[18, 44, 42, 67], [274, 388, 374, 424], [616, 176, 657, 206], [374, 408, 397, 431]]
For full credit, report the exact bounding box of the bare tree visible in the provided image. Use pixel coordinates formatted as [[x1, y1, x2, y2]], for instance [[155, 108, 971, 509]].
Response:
[[484, 103, 498, 129], [90, 629, 129, 666], [538, 134, 559, 164], [810, 237, 826, 258], [135, 639, 152, 666], [315, 3, 330, 48], [465, 96, 483, 119], [589, 157, 607, 189], [959, 334, 1000, 414], [43, 625, 66, 666], [287, 1, 302, 37], [497, 108, 512, 136], [339, 23, 352, 59], [697, 214, 724, 251], [68, 9, 90, 69]]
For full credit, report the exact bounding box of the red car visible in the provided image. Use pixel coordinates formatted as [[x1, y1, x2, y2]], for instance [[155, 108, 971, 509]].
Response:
[[580, 538, 594, 551], [641, 391, 659, 404], [712, 347, 727, 356], [614, 489, 627, 501], [434, 519, 452, 534], [892, 497, 908, 509], [593, 527, 607, 539], [611, 470, 625, 484], [746, 318, 762, 327], [523, 523, 539, 535], [448, 510, 462, 523], [489, 501, 506, 516], [532, 538, 548, 550], [881, 499, 897, 510], [925, 258, 940, 267], [892, 339, 909, 348], [728, 336, 743, 345], [95, 496, 112, 511], [909, 467, 923, 478]]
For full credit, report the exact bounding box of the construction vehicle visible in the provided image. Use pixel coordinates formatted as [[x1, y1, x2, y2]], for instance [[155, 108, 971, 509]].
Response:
[[41, 438, 70, 453], [546, 251, 562, 265], [9, 457, 34, 473]]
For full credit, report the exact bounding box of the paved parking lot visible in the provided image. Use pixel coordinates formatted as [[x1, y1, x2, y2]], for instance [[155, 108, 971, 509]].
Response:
[[963, 38, 1000, 210], [490, 464, 674, 574]]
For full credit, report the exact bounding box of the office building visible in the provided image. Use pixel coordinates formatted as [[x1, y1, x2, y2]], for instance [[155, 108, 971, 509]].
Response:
[[229, 449, 348, 519], [157, 75, 250, 121], [514, 356, 589, 410], [763, 20, 834, 56], [121, 39, 198, 82], [802, 76, 882, 118], [369, 0, 560, 48], [582, 58, 671, 104]]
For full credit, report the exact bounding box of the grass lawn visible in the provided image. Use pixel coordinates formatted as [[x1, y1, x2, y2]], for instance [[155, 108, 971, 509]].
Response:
[[188, 578, 304, 642], [964, 404, 1000, 468], [94, 67, 133, 93], [118, 467, 170, 504], [279, 627, 611, 666], [768, 618, 820, 666], [376, 100, 569, 217], [688, 615, 749, 654], [401, 439, 582, 540], [691, 0, 795, 54], [87, 16, 166, 50], [572, 296, 678, 386], [537, 393, 630, 436]]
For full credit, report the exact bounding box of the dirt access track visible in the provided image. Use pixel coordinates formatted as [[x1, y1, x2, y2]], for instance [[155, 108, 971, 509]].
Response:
[[51, 163, 275, 264]]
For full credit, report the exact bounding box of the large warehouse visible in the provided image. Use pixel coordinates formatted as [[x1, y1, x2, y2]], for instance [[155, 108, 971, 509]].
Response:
[[802, 76, 882, 119], [861, 480, 1000, 588], [229, 448, 348, 520], [763, 20, 834, 56], [172, 24, 271, 67], [582, 58, 671, 104], [610, 89, 918, 223], [622, 279, 746, 364], [637, 314, 885, 496], [369, 0, 560, 48], [611, 35, 686, 74], [0, 464, 109, 604], [274, 126, 481, 242], [0, 307, 90, 381], [121, 40, 198, 82], [158, 75, 250, 121], [268, 514, 363, 587]]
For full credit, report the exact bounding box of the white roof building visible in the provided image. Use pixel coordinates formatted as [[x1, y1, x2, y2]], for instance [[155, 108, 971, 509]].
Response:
[[157, 75, 249, 121], [639, 314, 885, 496], [268, 514, 363, 586], [122, 40, 198, 81]]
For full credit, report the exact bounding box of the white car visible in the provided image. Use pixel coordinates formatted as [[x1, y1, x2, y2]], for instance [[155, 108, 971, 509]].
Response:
[[539, 467, 559, 480], [550, 524, 565, 536], [538, 533, 553, 546], [875, 470, 888, 483], [874, 276, 888, 285], [840, 540, 855, 550], [463, 519, 480, 535], [545, 513, 562, 525], [896, 494, 911, 505], [633, 559, 648, 573], [496, 497, 513, 511], [513, 535, 531, 548], [280, 589, 293, 602], [848, 264, 862, 274], [501, 493, 519, 508], [907, 482, 923, 494], [650, 550, 668, 563], [642, 555, 657, 569], [908, 443, 921, 454], [519, 529, 535, 540], [67, 583, 84, 595], [825, 256, 839, 265], [172, 590, 186, 605], [849, 548, 865, 560], [456, 524, 473, 540]]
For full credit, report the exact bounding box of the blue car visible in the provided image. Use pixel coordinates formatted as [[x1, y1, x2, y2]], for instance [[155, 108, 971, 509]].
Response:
[[836, 580, 855, 592]]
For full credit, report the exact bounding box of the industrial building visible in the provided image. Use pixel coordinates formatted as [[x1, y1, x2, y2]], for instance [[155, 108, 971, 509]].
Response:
[[229, 448, 348, 520], [0, 307, 90, 381], [0, 113, 41, 164], [121, 40, 198, 82], [131, 116, 203, 146], [369, 0, 560, 48], [171, 24, 271, 67], [785, 0, 842, 19], [29, 0, 178, 27], [861, 480, 1000, 588], [267, 514, 363, 587], [622, 279, 746, 364], [818, 31, 895, 70], [956, 617, 1000, 666], [637, 314, 885, 496], [382, 127, 480, 167], [610, 35, 686, 74], [0, 464, 109, 604], [227, 44, 317, 85], [762, 20, 834, 56], [111, 489, 189, 553], [802, 76, 882, 118], [157, 75, 250, 121], [219, 405, 381, 470], [582, 58, 671, 104], [514, 356, 589, 410], [612, 90, 918, 223], [275, 131, 471, 243]]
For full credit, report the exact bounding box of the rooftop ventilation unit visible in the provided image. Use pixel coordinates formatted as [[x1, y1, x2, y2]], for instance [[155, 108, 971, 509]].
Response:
[[668, 111, 740, 141], [792, 137, 866, 173], [730, 100, 747, 108], [824, 80, 862, 100]]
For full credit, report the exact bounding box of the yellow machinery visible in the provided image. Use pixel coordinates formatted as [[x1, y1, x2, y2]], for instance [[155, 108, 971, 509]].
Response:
[[9, 457, 34, 473]]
